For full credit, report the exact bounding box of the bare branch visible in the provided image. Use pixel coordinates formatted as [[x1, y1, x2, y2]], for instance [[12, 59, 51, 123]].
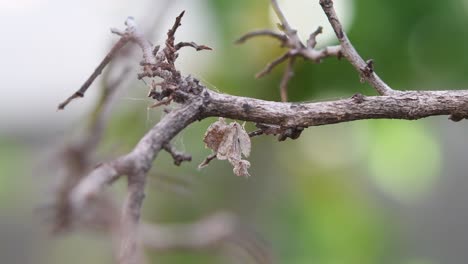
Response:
[[307, 26, 323, 48], [175, 42, 212, 51], [256, 52, 290, 79], [55, 6, 468, 264], [163, 143, 192, 166], [238, 0, 343, 101], [319, 0, 396, 95], [164, 11, 186, 66], [198, 153, 217, 169], [280, 57, 296, 102], [119, 173, 146, 264], [203, 89, 468, 127], [270, 0, 298, 41], [301, 45, 342, 62], [58, 17, 158, 110], [235, 29, 288, 44], [58, 37, 130, 110]]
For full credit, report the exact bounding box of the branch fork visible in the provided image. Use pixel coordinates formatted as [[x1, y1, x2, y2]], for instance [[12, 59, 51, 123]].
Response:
[[236, 0, 343, 102]]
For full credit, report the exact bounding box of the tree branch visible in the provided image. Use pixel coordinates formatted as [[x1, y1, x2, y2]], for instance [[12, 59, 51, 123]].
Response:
[[57, 37, 130, 110], [119, 173, 147, 264], [203, 89, 468, 126], [163, 143, 192, 166], [70, 98, 204, 264], [236, 0, 343, 101], [57, 4, 468, 263], [319, 0, 396, 96]]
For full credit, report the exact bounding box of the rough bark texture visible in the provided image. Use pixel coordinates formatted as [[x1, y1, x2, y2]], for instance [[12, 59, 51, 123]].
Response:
[[203, 90, 468, 127]]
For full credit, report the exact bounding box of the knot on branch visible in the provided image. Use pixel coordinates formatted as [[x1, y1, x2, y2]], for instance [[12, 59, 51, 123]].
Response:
[[278, 127, 304, 141], [249, 123, 304, 141], [360, 59, 375, 83], [449, 114, 468, 122], [351, 93, 366, 104]]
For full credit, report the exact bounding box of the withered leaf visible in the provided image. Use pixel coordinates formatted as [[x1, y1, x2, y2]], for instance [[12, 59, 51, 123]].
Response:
[[233, 160, 251, 177], [201, 118, 252, 177], [203, 118, 228, 152]]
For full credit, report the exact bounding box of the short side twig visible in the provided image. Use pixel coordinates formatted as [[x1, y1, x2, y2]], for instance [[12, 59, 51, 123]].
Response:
[[256, 51, 290, 79], [163, 143, 192, 166], [198, 153, 217, 169]]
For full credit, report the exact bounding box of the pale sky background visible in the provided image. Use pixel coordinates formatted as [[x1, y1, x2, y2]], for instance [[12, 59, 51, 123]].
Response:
[[0, 0, 218, 137]]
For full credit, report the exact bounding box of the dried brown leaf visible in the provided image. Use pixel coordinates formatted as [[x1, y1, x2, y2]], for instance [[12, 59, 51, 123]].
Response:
[[233, 160, 251, 177], [202, 118, 252, 177], [203, 118, 228, 152]]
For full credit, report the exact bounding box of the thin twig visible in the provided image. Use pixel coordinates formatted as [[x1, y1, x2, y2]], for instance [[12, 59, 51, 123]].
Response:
[[58, 37, 130, 110], [58, 7, 468, 264], [280, 57, 296, 102], [118, 173, 146, 264], [248, 130, 264, 138], [256, 52, 290, 79], [175, 42, 212, 51], [163, 143, 192, 166], [198, 153, 217, 169], [165, 11, 186, 66], [319, 0, 396, 95], [237, 0, 342, 101], [235, 29, 287, 44], [307, 26, 323, 48], [270, 0, 296, 39]]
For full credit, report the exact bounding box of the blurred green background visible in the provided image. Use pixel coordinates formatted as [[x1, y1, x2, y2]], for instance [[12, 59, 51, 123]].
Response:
[[2, 0, 468, 263]]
